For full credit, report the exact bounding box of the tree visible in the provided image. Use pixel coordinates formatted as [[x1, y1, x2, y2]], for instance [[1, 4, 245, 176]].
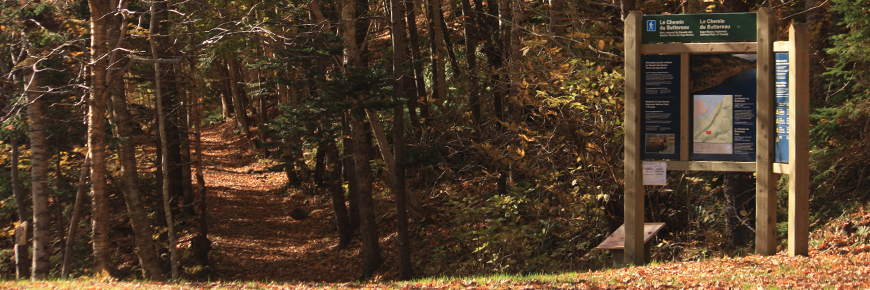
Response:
[[336, 0, 381, 277], [151, 0, 179, 279], [103, 0, 165, 279], [86, 0, 113, 275], [23, 43, 50, 280]]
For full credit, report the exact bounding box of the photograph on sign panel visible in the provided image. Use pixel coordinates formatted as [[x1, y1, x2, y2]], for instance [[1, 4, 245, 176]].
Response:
[[644, 133, 675, 154]]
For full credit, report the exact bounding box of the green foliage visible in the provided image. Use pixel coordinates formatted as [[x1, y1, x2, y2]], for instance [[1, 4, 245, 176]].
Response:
[[825, 0, 870, 104], [201, 108, 227, 126], [810, 0, 870, 202], [445, 182, 607, 274]]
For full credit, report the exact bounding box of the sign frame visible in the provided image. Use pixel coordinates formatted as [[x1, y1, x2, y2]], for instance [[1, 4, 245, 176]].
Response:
[[623, 9, 810, 265]]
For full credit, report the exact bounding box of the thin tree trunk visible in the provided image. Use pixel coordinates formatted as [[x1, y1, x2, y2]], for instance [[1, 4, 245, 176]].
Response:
[[10, 137, 29, 280], [429, 0, 448, 104], [227, 57, 250, 137], [405, 0, 426, 125], [325, 141, 352, 249], [460, 0, 480, 125], [151, 2, 178, 279], [389, 0, 412, 275], [219, 61, 233, 119], [341, 113, 360, 233], [366, 109, 397, 186], [11, 137, 26, 222], [393, 104, 412, 280], [189, 57, 211, 269], [179, 68, 195, 216], [438, 10, 461, 77], [61, 154, 90, 278], [314, 144, 327, 187]]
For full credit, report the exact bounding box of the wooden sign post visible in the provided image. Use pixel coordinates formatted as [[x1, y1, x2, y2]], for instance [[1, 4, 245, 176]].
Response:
[[622, 8, 810, 265]]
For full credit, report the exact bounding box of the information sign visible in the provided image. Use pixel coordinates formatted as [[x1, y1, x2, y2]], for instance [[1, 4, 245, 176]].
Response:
[[642, 13, 756, 43], [689, 54, 757, 161], [775, 53, 789, 163], [641, 54, 681, 160]]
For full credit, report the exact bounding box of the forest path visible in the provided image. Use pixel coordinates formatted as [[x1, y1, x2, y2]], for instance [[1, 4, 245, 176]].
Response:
[[200, 122, 358, 282]]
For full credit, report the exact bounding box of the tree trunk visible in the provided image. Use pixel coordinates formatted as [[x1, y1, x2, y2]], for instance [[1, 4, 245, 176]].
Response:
[[325, 141, 353, 249], [151, 2, 179, 279], [349, 112, 381, 278], [87, 0, 112, 276], [11, 137, 26, 223], [314, 143, 327, 188], [151, 0, 186, 213], [460, 0, 480, 125], [189, 57, 211, 270], [104, 5, 166, 279], [24, 48, 50, 280], [405, 1, 429, 124], [389, 0, 412, 272], [109, 82, 165, 281], [438, 12, 461, 77], [227, 57, 250, 137], [219, 61, 234, 120], [341, 113, 361, 233], [405, 0, 426, 126], [10, 137, 29, 280], [61, 155, 90, 278], [428, 0, 448, 104], [179, 68, 195, 216], [340, 0, 381, 275]]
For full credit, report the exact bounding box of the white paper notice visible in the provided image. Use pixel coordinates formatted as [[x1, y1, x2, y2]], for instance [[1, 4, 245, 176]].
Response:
[[643, 161, 667, 185]]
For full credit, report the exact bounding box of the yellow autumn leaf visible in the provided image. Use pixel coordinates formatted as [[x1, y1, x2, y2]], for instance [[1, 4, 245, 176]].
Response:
[[597, 39, 607, 51], [518, 134, 535, 142]]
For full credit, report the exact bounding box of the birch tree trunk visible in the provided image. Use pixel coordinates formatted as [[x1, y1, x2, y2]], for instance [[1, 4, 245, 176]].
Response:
[[24, 50, 50, 280], [86, 0, 112, 275]]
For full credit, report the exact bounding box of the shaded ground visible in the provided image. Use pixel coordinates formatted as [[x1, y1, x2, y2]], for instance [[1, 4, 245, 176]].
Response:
[[201, 123, 359, 282], [3, 250, 870, 289]]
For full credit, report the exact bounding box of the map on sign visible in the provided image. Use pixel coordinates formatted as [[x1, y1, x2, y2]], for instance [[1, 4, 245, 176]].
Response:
[[693, 95, 733, 154]]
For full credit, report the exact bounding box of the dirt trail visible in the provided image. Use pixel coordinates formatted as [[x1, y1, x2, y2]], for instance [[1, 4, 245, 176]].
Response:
[[200, 123, 358, 282]]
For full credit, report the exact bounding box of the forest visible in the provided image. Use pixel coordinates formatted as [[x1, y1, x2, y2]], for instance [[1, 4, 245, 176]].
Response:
[[1, 0, 870, 284]]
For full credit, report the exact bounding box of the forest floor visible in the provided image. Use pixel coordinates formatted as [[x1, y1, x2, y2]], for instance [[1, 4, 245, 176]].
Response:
[[200, 122, 363, 282]]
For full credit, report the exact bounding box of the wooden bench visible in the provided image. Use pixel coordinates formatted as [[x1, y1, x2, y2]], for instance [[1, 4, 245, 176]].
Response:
[[595, 222, 665, 266]]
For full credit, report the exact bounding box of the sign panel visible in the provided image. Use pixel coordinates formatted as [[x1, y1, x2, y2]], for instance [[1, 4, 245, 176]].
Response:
[[641, 54, 680, 160], [689, 54, 757, 161], [642, 13, 756, 43], [775, 52, 789, 163], [643, 161, 668, 185]]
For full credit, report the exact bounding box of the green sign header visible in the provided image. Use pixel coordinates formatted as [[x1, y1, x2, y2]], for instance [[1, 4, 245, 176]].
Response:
[[641, 13, 756, 43]]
